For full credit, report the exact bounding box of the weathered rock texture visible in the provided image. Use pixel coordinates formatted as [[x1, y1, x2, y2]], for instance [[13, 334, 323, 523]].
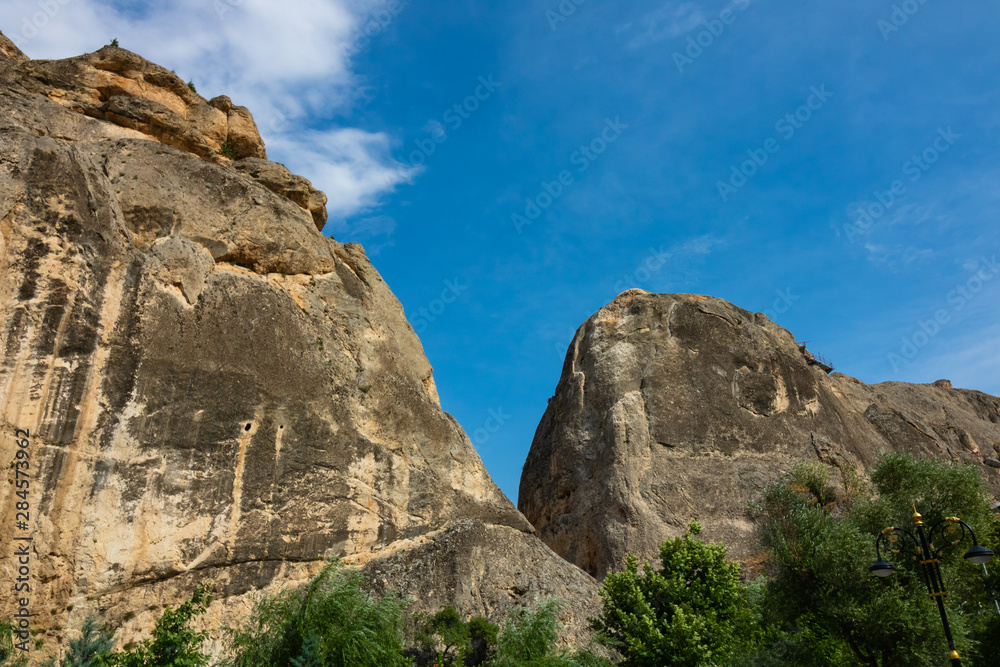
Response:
[[519, 291, 1000, 580], [0, 35, 598, 658]]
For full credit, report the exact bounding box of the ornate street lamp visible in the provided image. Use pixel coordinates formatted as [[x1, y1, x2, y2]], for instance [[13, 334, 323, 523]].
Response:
[[870, 506, 994, 667]]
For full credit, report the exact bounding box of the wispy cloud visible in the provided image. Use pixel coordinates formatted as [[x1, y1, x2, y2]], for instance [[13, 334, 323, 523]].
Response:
[[0, 0, 414, 232], [624, 1, 706, 49], [863, 243, 933, 267], [674, 233, 724, 256]]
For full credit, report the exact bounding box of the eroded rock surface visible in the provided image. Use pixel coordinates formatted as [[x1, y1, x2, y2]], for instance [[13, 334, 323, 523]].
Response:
[[519, 291, 1000, 580], [362, 519, 603, 646], [0, 34, 598, 657]]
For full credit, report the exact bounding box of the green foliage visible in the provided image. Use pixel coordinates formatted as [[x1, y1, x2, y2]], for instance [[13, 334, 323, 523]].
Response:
[[413, 605, 498, 666], [186, 81, 196, 94], [219, 141, 239, 160], [41, 617, 116, 667], [731, 614, 855, 667], [592, 522, 756, 666], [111, 583, 212, 667], [750, 455, 997, 666], [493, 599, 614, 667], [109, 38, 119, 48], [288, 634, 322, 667], [0, 621, 28, 667], [222, 562, 411, 667]]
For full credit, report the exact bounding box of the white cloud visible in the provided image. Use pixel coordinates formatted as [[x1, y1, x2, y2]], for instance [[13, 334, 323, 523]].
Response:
[[0, 0, 414, 232], [269, 128, 414, 218]]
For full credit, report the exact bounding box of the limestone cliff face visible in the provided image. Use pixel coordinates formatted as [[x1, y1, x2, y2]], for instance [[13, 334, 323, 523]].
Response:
[[519, 291, 1000, 580], [0, 36, 599, 656]]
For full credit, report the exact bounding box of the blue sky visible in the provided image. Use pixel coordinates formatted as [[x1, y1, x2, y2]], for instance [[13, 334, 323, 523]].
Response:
[[4, 0, 999, 504]]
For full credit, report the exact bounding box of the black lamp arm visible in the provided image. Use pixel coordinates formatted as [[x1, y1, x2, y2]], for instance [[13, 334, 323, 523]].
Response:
[[928, 518, 979, 555], [876, 526, 922, 562]]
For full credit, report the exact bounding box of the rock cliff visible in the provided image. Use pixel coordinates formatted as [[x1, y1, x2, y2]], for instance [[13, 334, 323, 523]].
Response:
[[0, 35, 599, 657], [519, 291, 1000, 580]]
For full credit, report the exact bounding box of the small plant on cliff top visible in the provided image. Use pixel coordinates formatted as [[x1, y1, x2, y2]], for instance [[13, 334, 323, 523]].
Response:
[[186, 81, 196, 94], [108, 38, 119, 48], [219, 141, 239, 160]]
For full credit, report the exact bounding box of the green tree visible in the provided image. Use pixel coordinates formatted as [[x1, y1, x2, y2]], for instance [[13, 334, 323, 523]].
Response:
[[591, 522, 756, 666], [750, 455, 997, 666], [222, 562, 411, 667], [111, 583, 212, 667], [41, 617, 116, 667]]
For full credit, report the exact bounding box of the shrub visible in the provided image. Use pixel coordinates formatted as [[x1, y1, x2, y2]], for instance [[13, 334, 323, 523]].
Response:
[[592, 522, 756, 667], [186, 81, 197, 94], [223, 562, 411, 667], [111, 583, 212, 667], [412, 605, 497, 666], [493, 599, 613, 667], [219, 141, 239, 160]]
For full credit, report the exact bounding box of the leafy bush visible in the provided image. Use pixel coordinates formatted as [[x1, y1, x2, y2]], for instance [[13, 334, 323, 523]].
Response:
[[186, 81, 197, 94], [592, 522, 755, 666], [111, 583, 212, 667], [109, 39, 119, 48], [412, 605, 498, 666], [222, 562, 411, 667]]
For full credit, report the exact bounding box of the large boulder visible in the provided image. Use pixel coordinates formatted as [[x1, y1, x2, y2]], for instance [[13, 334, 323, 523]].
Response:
[[519, 290, 1000, 580], [0, 31, 599, 657]]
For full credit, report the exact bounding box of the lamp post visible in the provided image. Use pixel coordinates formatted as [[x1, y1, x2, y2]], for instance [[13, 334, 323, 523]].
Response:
[[869, 505, 995, 667]]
